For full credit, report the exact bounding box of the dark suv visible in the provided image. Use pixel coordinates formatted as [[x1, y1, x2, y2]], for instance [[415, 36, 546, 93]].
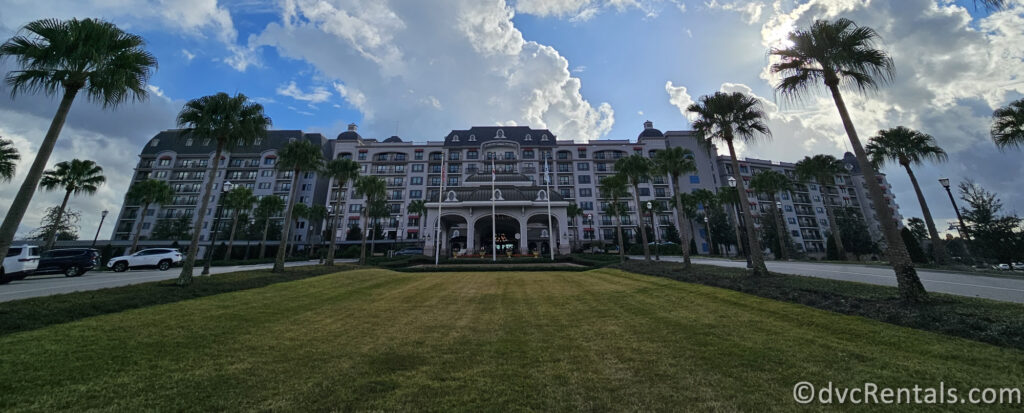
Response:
[[35, 248, 100, 277]]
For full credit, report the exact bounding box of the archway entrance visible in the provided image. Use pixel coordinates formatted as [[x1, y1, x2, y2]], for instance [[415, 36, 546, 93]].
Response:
[[438, 214, 468, 257], [527, 214, 560, 255], [474, 215, 521, 255]]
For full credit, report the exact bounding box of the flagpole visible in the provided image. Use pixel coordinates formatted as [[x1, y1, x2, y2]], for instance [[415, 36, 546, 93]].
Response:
[[491, 158, 497, 262], [545, 156, 554, 261], [434, 149, 446, 266]]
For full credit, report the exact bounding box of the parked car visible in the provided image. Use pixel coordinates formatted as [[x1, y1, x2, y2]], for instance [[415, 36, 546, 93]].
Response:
[[106, 248, 183, 272], [994, 263, 1011, 271], [1012, 262, 1024, 270], [394, 247, 424, 256], [35, 248, 100, 277], [1, 245, 40, 283]]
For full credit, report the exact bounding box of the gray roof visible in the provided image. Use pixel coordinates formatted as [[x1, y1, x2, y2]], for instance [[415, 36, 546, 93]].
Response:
[[464, 172, 533, 183], [383, 136, 403, 143], [443, 126, 557, 147], [638, 128, 664, 138], [140, 129, 329, 156], [337, 130, 362, 140]]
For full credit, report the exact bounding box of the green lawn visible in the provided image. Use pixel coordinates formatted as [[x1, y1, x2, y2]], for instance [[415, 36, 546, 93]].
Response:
[[1, 268, 1022, 412]]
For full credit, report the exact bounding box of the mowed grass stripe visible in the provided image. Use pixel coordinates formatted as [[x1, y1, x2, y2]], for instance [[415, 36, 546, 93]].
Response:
[[0, 269, 1021, 412]]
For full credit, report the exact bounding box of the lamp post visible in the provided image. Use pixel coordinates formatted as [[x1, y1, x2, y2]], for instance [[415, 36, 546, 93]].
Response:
[[728, 176, 752, 268], [703, 215, 713, 256], [202, 181, 232, 275], [939, 178, 970, 241], [646, 201, 660, 261], [91, 210, 109, 248]]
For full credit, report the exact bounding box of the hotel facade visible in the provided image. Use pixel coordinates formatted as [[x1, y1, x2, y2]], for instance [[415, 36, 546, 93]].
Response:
[[113, 121, 902, 257]]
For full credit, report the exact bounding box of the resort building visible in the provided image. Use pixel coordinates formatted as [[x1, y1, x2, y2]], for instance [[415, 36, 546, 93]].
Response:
[[114, 121, 902, 257]]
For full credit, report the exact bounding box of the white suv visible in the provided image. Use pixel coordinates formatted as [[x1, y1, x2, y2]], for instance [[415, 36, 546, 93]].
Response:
[[107, 248, 183, 272], [1, 245, 40, 283]]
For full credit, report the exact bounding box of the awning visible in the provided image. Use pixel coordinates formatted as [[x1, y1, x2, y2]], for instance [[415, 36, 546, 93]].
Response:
[[406, 229, 419, 233]]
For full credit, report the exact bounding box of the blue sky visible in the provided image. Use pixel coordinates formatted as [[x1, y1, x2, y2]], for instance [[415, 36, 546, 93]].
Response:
[[0, 0, 1022, 240]]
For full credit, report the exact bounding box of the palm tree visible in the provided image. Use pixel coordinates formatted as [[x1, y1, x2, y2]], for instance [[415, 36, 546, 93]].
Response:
[[407, 199, 427, 244], [566, 202, 583, 253], [770, 18, 927, 301], [653, 146, 697, 267], [599, 174, 630, 263], [0, 18, 156, 261], [749, 170, 794, 260], [306, 204, 328, 259], [991, 98, 1024, 150], [692, 188, 719, 255], [867, 126, 949, 264], [221, 186, 256, 261], [717, 186, 746, 258], [38, 159, 105, 249], [614, 155, 654, 261], [273, 139, 324, 272], [687, 91, 771, 276], [124, 179, 173, 253], [288, 203, 310, 258], [0, 138, 19, 182], [254, 195, 284, 260], [322, 158, 360, 265], [794, 155, 847, 260], [354, 176, 386, 265], [174, 92, 270, 285], [366, 198, 389, 257]]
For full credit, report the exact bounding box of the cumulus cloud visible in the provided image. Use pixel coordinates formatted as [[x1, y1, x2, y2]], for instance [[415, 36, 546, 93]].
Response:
[[514, 0, 660, 21], [705, 0, 765, 24], [665, 81, 696, 123], [253, 0, 614, 141]]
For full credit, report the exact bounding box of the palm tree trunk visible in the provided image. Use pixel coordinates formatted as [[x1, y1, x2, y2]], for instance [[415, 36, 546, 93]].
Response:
[[259, 218, 269, 259], [672, 174, 692, 267], [770, 193, 788, 260], [44, 189, 73, 250], [224, 209, 240, 260], [827, 83, 926, 302], [129, 201, 151, 253], [904, 164, 947, 264], [178, 142, 224, 285], [632, 184, 651, 261], [615, 212, 625, 264], [726, 139, 768, 276], [370, 217, 377, 256], [822, 194, 846, 259], [0, 88, 79, 261], [731, 205, 744, 258], [326, 179, 345, 266], [273, 168, 301, 272], [359, 207, 369, 265]]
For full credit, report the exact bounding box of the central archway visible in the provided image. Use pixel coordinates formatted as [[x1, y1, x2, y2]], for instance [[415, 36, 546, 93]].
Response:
[[473, 215, 521, 255]]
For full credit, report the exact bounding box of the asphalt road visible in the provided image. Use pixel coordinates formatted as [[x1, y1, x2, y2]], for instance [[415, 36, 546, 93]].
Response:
[[0, 260, 347, 303], [636, 255, 1024, 303]]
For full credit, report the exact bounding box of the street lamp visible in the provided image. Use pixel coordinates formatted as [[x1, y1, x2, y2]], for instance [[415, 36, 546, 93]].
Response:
[[939, 178, 970, 241], [91, 210, 109, 248], [646, 201, 660, 260], [202, 181, 232, 275]]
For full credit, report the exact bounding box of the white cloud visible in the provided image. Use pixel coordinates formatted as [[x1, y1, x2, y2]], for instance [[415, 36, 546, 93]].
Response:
[[146, 85, 166, 98], [276, 81, 332, 104], [705, 0, 765, 24], [514, 0, 658, 21], [181, 49, 196, 61], [254, 0, 613, 141], [665, 80, 696, 122], [572, 65, 587, 73]]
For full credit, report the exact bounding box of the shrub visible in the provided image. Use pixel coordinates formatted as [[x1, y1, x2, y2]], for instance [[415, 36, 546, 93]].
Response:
[[341, 245, 361, 259]]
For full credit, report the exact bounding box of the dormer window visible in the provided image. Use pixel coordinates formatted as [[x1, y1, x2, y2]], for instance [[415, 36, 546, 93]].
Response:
[[492, 189, 503, 201], [524, 134, 532, 141], [446, 191, 458, 202], [185, 138, 193, 147], [150, 139, 159, 147], [537, 190, 548, 201], [452, 134, 460, 142], [254, 138, 263, 146], [496, 129, 505, 139], [203, 138, 211, 146], [540, 134, 549, 141], [468, 134, 476, 141], [288, 138, 296, 143]]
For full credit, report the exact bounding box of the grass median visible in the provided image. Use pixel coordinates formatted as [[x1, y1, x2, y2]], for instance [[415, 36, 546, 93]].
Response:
[[0, 268, 1021, 411], [0, 264, 353, 336]]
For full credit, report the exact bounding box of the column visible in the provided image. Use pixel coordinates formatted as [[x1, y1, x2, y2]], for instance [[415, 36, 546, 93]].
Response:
[[518, 215, 528, 255], [557, 211, 571, 255], [466, 214, 477, 254]]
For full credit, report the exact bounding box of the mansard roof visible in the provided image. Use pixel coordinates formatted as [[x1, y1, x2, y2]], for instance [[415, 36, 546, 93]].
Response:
[[140, 130, 328, 156], [443, 126, 557, 147]]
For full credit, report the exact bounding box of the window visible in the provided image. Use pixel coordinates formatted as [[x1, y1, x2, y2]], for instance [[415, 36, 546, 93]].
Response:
[[788, 217, 796, 224], [577, 149, 587, 158], [816, 207, 824, 213], [395, 153, 406, 161], [451, 134, 460, 142], [639, 188, 651, 196], [447, 177, 459, 186], [559, 188, 571, 198], [184, 138, 193, 147], [430, 177, 441, 186], [740, 165, 749, 174], [541, 134, 549, 141], [581, 201, 594, 210], [349, 204, 363, 213], [158, 159, 171, 166], [450, 152, 460, 160], [414, 152, 423, 160], [579, 188, 592, 197], [410, 177, 423, 185], [557, 151, 569, 160], [558, 176, 570, 186], [150, 139, 159, 147], [261, 170, 274, 177], [524, 134, 532, 141], [258, 182, 271, 189], [523, 150, 535, 159], [410, 190, 422, 199], [578, 175, 591, 184], [357, 152, 366, 160], [785, 205, 793, 212], [655, 188, 666, 197], [448, 164, 460, 173], [469, 134, 477, 141], [412, 164, 424, 172], [689, 175, 700, 184], [264, 157, 276, 166], [467, 150, 478, 160], [577, 162, 590, 171], [154, 171, 168, 178]]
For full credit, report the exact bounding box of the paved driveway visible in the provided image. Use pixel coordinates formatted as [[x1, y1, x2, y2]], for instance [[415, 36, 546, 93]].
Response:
[[0, 260, 354, 303], [630, 256, 1024, 304]]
